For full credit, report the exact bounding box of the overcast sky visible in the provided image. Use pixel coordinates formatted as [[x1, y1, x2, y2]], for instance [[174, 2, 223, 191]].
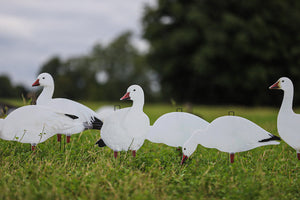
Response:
[[0, 0, 156, 88]]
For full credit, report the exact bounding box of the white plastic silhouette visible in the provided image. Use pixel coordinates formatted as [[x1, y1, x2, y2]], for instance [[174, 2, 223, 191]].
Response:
[[147, 112, 209, 147], [269, 77, 300, 160], [96, 106, 115, 120], [32, 73, 102, 143], [96, 85, 150, 158], [0, 105, 86, 150], [181, 116, 280, 164]]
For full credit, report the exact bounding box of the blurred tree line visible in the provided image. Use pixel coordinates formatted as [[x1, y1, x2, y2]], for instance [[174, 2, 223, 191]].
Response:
[[37, 32, 159, 102], [143, 0, 300, 105], [0, 75, 27, 99], [2, 0, 300, 106]]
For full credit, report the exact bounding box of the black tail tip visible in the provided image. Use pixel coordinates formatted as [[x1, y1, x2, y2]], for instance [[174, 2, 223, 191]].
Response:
[[259, 134, 281, 143], [95, 139, 106, 147], [272, 135, 281, 141], [92, 117, 103, 130]]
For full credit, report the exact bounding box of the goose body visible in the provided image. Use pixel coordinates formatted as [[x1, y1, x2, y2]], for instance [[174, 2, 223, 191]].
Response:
[[32, 73, 102, 142], [96, 85, 150, 158], [269, 77, 300, 159], [182, 116, 280, 164], [146, 112, 209, 147], [0, 105, 86, 150], [96, 106, 115, 121]]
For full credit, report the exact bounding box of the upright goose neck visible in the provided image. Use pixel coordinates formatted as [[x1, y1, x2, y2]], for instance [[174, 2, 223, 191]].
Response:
[[131, 96, 144, 112], [36, 85, 54, 105], [280, 88, 294, 114]]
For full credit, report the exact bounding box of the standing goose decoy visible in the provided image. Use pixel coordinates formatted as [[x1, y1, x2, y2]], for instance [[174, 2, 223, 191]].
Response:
[[0, 105, 87, 150], [32, 73, 103, 143], [146, 112, 209, 148], [181, 116, 280, 164], [269, 77, 300, 160], [96, 85, 150, 158]]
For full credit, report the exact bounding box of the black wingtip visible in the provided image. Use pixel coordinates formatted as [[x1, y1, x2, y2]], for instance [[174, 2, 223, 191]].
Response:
[[272, 135, 281, 141], [95, 138, 106, 147], [91, 117, 103, 130], [65, 114, 79, 119], [259, 134, 281, 143]]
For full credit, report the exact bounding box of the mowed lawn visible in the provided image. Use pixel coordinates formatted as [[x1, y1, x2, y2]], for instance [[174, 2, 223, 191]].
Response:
[[0, 100, 300, 200]]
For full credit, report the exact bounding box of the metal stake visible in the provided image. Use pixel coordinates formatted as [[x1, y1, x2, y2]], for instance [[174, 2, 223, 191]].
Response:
[[228, 111, 235, 116], [176, 107, 183, 112], [114, 105, 121, 111]]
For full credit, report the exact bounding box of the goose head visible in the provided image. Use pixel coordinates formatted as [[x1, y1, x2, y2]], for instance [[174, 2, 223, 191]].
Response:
[[32, 73, 54, 87], [120, 85, 144, 102], [181, 139, 198, 165], [269, 77, 293, 92]]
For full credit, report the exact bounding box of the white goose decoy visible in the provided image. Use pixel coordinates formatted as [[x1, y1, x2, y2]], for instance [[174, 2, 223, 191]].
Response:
[[96, 105, 115, 120], [32, 72, 103, 143], [0, 105, 87, 150], [95, 85, 150, 158], [181, 116, 280, 164], [269, 77, 300, 160], [147, 112, 209, 147]]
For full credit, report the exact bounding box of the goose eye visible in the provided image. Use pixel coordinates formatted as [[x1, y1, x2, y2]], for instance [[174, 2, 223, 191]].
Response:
[[42, 77, 45, 79], [184, 148, 186, 150], [282, 80, 285, 83], [133, 89, 136, 91]]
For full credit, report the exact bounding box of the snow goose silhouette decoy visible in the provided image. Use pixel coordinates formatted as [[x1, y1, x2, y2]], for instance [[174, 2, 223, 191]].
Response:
[[0, 105, 87, 151], [95, 85, 150, 158], [269, 77, 300, 160], [147, 112, 209, 148], [181, 116, 281, 164], [96, 105, 115, 120], [32, 72, 103, 143]]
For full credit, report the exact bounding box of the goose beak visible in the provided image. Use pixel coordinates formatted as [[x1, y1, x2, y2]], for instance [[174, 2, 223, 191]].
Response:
[[32, 79, 40, 87], [181, 154, 188, 165], [269, 80, 280, 89], [120, 92, 130, 100]]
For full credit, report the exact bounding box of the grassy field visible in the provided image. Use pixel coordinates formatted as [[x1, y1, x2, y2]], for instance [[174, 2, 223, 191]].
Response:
[[0, 100, 300, 199]]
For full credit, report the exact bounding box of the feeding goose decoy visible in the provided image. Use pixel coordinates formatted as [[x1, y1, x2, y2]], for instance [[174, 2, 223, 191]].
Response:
[[181, 115, 280, 164], [147, 112, 209, 148]]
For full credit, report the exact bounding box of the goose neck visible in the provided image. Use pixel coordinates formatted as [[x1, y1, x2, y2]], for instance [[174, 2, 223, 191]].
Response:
[[37, 85, 54, 105], [186, 131, 203, 147], [194, 131, 211, 148], [279, 89, 294, 114], [131, 98, 144, 112]]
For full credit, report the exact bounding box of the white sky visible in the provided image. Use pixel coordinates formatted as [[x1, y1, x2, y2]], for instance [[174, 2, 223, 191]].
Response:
[[0, 0, 156, 87]]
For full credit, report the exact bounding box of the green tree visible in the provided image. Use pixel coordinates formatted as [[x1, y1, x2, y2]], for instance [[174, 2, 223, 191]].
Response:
[[0, 75, 16, 98], [38, 32, 157, 101], [0, 75, 28, 99], [39, 56, 62, 78], [90, 31, 154, 101], [143, 0, 300, 105]]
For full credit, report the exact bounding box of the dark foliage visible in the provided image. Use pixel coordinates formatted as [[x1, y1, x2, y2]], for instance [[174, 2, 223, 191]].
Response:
[[142, 0, 300, 105], [0, 75, 28, 99], [38, 32, 158, 102]]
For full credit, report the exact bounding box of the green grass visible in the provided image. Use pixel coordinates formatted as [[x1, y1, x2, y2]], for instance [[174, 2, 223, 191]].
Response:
[[1, 100, 300, 199]]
